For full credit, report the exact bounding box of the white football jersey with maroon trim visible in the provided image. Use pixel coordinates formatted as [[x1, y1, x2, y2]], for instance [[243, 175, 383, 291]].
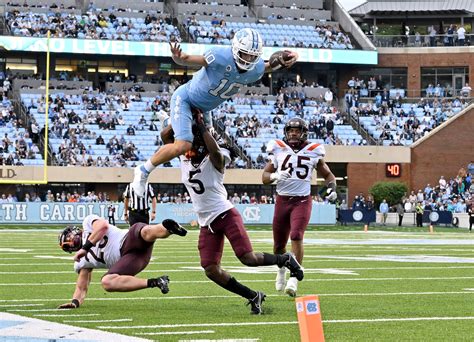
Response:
[[74, 214, 127, 273], [267, 139, 325, 196], [180, 148, 234, 226]]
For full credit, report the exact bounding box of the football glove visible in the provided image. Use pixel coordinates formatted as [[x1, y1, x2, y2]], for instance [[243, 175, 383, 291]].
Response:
[[325, 181, 337, 203], [270, 170, 291, 182], [58, 299, 80, 309]]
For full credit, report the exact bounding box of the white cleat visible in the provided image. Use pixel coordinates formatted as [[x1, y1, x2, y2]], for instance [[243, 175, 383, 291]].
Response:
[[275, 267, 287, 291], [132, 165, 149, 197], [284, 277, 298, 297]]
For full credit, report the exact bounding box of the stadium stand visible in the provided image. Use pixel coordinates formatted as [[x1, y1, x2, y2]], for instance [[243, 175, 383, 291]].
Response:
[[0, 75, 43, 166]]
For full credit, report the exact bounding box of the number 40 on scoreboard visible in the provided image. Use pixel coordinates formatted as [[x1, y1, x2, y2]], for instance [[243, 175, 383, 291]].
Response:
[[385, 163, 402, 177]]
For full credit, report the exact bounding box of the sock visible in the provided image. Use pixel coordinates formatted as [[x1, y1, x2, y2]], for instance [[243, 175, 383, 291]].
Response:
[[143, 159, 156, 173], [262, 252, 279, 266], [147, 278, 160, 288], [223, 277, 256, 300]]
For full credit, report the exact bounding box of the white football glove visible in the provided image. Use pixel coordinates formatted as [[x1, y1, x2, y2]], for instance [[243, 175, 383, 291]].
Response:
[[325, 188, 337, 203], [270, 170, 291, 182], [156, 110, 169, 123]]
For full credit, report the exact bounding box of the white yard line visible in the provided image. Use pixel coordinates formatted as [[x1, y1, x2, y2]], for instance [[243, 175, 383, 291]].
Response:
[[34, 313, 100, 317], [3, 276, 474, 287], [100, 321, 297, 329], [63, 318, 133, 323], [0, 304, 44, 308], [1, 290, 473, 305], [135, 330, 215, 336], [99, 316, 474, 330], [325, 316, 474, 323]]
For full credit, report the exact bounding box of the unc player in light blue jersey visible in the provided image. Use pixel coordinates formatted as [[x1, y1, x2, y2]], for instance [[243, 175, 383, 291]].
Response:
[[131, 28, 298, 195]]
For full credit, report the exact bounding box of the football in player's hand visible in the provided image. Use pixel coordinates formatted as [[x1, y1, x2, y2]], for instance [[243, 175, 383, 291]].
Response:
[[269, 50, 293, 71]]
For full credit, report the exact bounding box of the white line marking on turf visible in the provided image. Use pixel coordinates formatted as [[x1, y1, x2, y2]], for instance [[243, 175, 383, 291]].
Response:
[[99, 316, 474, 330], [0, 248, 31, 252], [100, 322, 296, 329], [8, 309, 66, 312], [135, 331, 215, 336], [63, 318, 133, 323], [0, 303, 44, 307], [34, 313, 100, 317], [4, 276, 474, 287], [2, 290, 474, 304], [325, 316, 474, 323]]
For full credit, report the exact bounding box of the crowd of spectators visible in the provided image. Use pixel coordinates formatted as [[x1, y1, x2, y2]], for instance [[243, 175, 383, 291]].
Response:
[[6, 4, 180, 42], [401, 167, 473, 214], [350, 96, 467, 145], [0, 72, 42, 166]]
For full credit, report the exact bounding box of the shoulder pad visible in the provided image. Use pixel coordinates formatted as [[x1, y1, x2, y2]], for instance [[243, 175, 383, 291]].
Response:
[[305, 143, 326, 157], [267, 139, 287, 154]]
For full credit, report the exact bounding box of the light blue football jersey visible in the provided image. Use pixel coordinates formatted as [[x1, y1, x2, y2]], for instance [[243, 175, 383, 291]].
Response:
[[185, 46, 265, 112]]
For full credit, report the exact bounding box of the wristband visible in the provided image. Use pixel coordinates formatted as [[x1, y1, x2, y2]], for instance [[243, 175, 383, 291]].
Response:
[[327, 181, 337, 191], [82, 239, 94, 251], [71, 299, 80, 308]]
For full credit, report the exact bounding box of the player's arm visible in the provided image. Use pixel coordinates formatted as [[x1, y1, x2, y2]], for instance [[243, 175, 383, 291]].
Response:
[[317, 159, 337, 202], [161, 125, 174, 144], [57, 268, 92, 309], [262, 155, 290, 184], [169, 42, 208, 67], [196, 113, 225, 172], [264, 50, 299, 73], [73, 219, 108, 262]]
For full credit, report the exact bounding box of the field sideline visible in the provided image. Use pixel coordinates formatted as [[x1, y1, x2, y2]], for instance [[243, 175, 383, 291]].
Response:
[[1, 224, 474, 341]]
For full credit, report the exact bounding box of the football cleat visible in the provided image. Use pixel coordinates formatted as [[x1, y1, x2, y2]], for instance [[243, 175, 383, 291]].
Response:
[[162, 219, 187, 237], [246, 291, 266, 315], [282, 253, 304, 281], [285, 277, 298, 297], [131, 164, 149, 197], [275, 267, 287, 291], [154, 275, 170, 294]]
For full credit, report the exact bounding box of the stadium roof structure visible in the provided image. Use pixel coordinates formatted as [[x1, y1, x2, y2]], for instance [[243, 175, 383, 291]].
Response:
[[350, 0, 474, 17]]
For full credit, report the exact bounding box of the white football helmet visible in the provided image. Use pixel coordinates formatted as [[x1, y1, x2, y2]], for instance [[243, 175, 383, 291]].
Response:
[[232, 28, 263, 71]]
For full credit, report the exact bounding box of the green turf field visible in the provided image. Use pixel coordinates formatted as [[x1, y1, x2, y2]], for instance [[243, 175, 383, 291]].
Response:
[[1, 224, 474, 341]]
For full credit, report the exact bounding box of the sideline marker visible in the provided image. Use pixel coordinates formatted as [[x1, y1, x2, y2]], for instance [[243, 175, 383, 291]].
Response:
[[364, 224, 368, 232], [429, 224, 434, 233], [295, 295, 325, 342]]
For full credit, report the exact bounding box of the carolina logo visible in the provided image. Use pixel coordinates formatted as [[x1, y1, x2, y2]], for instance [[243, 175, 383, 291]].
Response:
[[429, 212, 440, 222], [352, 210, 363, 221], [242, 206, 261, 222]]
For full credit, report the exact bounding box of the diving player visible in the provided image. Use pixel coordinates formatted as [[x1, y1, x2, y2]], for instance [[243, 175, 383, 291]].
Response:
[[132, 28, 298, 196]]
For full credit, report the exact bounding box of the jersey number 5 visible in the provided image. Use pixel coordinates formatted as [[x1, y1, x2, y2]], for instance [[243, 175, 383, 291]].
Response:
[[209, 79, 243, 99], [281, 155, 311, 179], [189, 170, 205, 194]]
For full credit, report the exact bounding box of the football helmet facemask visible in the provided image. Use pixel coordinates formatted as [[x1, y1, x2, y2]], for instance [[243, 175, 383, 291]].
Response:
[[59, 225, 83, 253], [232, 28, 263, 71], [283, 117, 308, 149]]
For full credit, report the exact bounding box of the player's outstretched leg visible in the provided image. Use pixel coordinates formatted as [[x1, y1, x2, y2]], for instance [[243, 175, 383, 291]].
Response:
[[238, 251, 303, 283]]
